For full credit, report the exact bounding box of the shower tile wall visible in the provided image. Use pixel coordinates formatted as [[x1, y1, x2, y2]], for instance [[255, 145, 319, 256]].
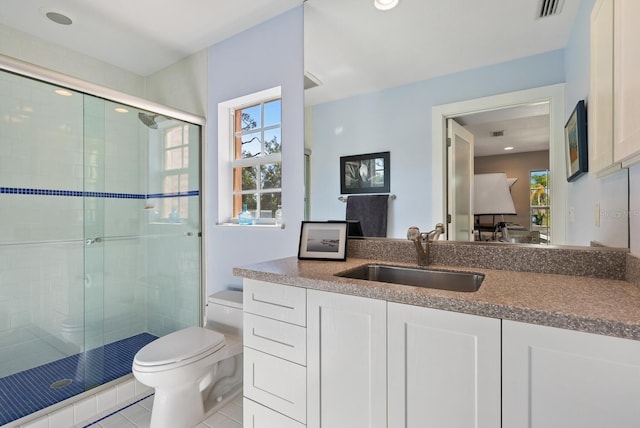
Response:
[[0, 71, 86, 377], [2, 72, 150, 379]]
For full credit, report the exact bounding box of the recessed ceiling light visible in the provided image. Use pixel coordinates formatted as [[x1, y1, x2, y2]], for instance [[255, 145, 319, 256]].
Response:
[[54, 89, 73, 97], [41, 9, 73, 26], [504, 146, 515, 151], [374, 0, 399, 11], [114, 107, 129, 113]]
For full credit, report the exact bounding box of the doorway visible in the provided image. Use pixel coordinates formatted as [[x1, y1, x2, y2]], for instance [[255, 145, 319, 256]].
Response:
[[431, 84, 567, 244], [455, 102, 551, 242]]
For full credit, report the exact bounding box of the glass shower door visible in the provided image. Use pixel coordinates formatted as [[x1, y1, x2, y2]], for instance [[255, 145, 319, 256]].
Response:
[[81, 95, 203, 389]]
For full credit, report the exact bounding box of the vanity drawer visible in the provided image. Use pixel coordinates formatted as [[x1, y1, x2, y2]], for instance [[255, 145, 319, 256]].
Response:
[[244, 312, 307, 365], [244, 347, 307, 424], [244, 398, 306, 428], [244, 279, 306, 326]]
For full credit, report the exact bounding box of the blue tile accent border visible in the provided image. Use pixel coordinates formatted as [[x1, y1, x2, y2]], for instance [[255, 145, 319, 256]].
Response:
[[0, 187, 199, 199], [147, 190, 200, 199], [0, 333, 158, 426]]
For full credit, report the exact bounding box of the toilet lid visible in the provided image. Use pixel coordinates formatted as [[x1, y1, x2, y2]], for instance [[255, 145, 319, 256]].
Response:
[[134, 326, 225, 367]]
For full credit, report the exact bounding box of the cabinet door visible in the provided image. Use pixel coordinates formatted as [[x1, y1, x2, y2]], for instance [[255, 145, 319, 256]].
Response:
[[388, 302, 501, 428], [244, 347, 307, 424], [613, 0, 640, 163], [307, 290, 386, 428], [589, 0, 616, 174], [503, 320, 640, 428]]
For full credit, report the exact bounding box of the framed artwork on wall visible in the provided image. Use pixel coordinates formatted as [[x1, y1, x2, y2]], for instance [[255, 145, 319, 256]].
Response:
[[340, 151, 390, 194], [297, 221, 348, 261], [565, 100, 588, 182]]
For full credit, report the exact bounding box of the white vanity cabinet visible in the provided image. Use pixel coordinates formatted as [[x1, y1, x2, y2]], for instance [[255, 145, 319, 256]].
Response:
[[243, 279, 307, 427], [307, 289, 387, 428], [502, 320, 640, 428], [306, 291, 500, 428], [590, 0, 640, 174], [387, 302, 501, 428], [243, 277, 640, 428]]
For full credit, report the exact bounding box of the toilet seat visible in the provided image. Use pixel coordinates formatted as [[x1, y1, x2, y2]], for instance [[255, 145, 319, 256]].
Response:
[[134, 326, 225, 370]]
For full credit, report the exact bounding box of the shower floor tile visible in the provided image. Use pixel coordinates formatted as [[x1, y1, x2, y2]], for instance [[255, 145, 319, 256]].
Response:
[[0, 333, 157, 426]]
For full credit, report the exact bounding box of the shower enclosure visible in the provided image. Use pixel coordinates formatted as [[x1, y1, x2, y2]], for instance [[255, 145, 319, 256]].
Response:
[[0, 61, 203, 425]]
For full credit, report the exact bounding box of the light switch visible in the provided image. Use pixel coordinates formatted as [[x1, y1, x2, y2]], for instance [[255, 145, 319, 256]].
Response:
[[569, 206, 575, 223]]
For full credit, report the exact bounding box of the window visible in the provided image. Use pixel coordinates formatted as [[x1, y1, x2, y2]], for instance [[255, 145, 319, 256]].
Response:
[[162, 124, 190, 219], [217, 87, 283, 225], [232, 99, 281, 220], [530, 170, 550, 243]]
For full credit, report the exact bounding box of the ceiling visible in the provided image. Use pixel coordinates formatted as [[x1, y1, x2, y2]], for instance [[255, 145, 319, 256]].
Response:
[[304, 0, 580, 106], [0, 0, 302, 76], [457, 103, 551, 157], [304, 0, 579, 157]]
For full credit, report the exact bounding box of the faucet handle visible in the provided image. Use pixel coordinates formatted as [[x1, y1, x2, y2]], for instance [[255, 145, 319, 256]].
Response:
[[407, 226, 420, 240]]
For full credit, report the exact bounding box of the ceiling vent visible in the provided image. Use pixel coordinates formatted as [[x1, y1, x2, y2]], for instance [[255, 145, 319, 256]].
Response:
[[537, 0, 564, 19], [304, 72, 321, 90], [491, 130, 504, 137]]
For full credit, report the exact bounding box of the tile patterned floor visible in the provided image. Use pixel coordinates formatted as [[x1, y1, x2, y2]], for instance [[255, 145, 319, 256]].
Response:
[[81, 393, 242, 428], [0, 334, 157, 426]]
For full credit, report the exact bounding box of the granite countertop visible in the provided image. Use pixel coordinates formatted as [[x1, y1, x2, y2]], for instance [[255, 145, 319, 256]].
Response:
[[234, 254, 640, 341]]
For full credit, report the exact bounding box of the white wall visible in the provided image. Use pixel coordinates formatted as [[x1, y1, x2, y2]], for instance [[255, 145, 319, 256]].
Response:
[[145, 50, 208, 117], [564, 0, 629, 249], [309, 50, 566, 238], [206, 6, 305, 294], [0, 24, 145, 97]]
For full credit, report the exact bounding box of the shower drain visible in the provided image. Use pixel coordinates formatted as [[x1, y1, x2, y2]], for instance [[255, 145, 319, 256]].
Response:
[[50, 379, 73, 389]]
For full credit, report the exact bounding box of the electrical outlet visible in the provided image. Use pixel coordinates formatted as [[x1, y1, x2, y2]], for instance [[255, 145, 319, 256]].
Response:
[[595, 203, 601, 227]]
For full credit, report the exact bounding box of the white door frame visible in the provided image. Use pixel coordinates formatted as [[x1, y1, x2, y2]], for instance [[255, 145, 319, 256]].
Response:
[[431, 83, 567, 244]]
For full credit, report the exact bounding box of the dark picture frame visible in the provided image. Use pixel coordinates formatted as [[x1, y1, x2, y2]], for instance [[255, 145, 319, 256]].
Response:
[[565, 100, 588, 182], [340, 151, 390, 194], [297, 221, 348, 261]]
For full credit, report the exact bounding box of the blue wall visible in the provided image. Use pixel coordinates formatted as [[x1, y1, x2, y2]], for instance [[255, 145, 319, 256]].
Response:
[[206, 6, 305, 293], [564, 0, 629, 248], [309, 50, 565, 238]]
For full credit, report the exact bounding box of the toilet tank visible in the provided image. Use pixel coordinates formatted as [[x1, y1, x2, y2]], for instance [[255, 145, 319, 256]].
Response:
[[206, 290, 243, 336]]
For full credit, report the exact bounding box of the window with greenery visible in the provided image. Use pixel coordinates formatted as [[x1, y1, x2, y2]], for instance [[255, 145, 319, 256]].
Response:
[[162, 124, 190, 219], [530, 170, 550, 242], [231, 99, 282, 222]]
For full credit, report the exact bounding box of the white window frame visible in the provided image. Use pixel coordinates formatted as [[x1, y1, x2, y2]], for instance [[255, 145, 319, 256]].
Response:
[[217, 86, 282, 225]]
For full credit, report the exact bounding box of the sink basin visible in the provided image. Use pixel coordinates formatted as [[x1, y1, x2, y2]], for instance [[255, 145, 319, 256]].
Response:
[[336, 264, 484, 292]]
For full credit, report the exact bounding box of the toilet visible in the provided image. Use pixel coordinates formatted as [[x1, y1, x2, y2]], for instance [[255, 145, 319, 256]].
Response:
[[132, 290, 243, 428]]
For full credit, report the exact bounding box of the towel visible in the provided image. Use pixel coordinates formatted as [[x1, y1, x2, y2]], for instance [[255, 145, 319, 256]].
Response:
[[345, 195, 389, 237]]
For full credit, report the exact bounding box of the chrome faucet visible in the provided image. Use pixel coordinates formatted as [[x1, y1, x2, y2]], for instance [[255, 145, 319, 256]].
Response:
[[407, 223, 444, 266]]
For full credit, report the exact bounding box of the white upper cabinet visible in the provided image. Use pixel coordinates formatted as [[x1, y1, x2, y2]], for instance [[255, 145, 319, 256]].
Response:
[[589, 0, 616, 175], [613, 0, 640, 165], [590, 0, 640, 175]]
